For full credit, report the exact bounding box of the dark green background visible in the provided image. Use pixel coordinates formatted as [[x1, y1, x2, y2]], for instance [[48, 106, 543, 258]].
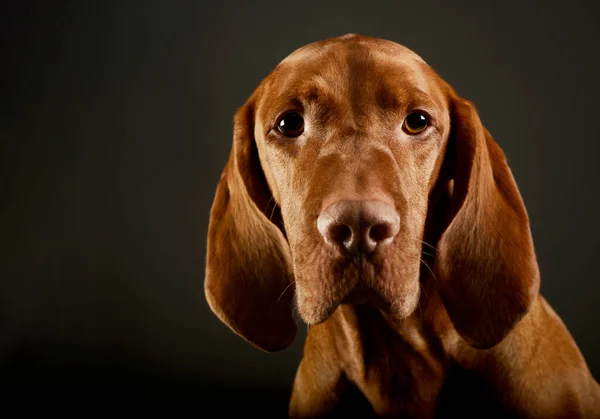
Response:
[[2, 0, 599, 415]]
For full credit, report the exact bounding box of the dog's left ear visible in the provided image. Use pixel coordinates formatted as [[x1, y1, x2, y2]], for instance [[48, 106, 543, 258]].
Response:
[[434, 97, 541, 350]]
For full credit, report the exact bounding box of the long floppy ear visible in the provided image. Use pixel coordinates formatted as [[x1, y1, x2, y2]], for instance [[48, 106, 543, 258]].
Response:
[[204, 98, 297, 352], [435, 97, 540, 350]]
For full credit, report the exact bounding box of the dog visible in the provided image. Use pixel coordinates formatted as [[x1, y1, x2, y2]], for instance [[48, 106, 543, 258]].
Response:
[[204, 34, 600, 418]]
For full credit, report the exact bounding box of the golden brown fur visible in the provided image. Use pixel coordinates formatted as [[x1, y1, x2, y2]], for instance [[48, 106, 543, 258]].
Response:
[[204, 34, 600, 418]]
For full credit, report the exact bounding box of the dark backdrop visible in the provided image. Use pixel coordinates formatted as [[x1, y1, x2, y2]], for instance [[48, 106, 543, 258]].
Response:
[[2, 0, 599, 416]]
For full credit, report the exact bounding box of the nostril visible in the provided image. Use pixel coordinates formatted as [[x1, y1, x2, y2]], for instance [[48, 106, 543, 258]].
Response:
[[330, 224, 353, 247], [369, 224, 392, 243], [318, 200, 398, 255]]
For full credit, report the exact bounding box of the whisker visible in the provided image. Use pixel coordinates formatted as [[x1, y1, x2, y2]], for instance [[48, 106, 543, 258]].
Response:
[[418, 281, 429, 300], [289, 290, 304, 327], [269, 199, 278, 222], [278, 280, 295, 303], [421, 240, 438, 253], [264, 195, 275, 214], [264, 195, 280, 222], [404, 237, 438, 253], [420, 257, 439, 287], [421, 250, 436, 258]]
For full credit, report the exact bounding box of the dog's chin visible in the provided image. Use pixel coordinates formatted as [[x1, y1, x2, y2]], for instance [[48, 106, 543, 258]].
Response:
[[295, 265, 421, 326], [297, 302, 340, 325], [297, 285, 419, 326]]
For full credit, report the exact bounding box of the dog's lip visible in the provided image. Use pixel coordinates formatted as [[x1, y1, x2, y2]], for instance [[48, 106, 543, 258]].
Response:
[[298, 298, 344, 325], [294, 253, 397, 324]]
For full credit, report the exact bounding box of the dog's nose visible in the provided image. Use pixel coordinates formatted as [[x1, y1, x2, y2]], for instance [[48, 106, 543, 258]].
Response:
[[317, 200, 400, 255]]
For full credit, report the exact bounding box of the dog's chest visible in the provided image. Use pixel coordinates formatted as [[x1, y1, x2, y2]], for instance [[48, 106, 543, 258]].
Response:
[[335, 311, 446, 417], [355, 341, 444, 417], [334, 308, 515, 418]]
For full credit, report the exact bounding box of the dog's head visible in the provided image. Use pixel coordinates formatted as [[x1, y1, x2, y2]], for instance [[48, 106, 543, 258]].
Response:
[[205, 34, 540, 352]]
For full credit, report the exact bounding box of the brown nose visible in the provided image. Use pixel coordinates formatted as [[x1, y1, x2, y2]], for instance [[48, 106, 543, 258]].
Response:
[[317, 200, 400, 255]]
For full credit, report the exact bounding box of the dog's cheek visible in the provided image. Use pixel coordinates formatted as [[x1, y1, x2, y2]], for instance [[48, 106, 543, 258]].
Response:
[[294, 272, 337, 325]]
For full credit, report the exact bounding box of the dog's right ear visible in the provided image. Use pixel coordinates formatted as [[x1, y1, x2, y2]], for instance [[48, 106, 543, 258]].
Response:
[[204, 98, 297, 353]]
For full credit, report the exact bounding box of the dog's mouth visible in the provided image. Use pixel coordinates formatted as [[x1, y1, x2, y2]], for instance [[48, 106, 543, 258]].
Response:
[[341, 279, 389, 308], [294, 251, 419, 325]]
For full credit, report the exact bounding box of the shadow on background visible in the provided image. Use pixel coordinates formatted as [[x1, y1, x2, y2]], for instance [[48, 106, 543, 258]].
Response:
[[1, 343, 292, 416]]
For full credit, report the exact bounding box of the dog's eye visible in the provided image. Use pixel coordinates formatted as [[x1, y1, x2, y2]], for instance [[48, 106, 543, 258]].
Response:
[[402, 112, 428, 135], [277, 112, 304, 137]]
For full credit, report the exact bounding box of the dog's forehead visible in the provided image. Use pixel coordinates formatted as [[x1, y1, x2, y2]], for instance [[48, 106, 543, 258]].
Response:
[[257, 35, 445, 108]]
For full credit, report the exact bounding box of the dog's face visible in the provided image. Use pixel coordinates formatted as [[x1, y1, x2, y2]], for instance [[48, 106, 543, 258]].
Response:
[[253, 36, 451, 324], [205, 34, 539, 352]]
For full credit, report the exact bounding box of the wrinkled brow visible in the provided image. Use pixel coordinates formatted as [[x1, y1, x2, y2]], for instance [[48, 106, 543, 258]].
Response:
[[259, 79, 440, 130], [258, 81, 340, 128], [257, 48, 446, 132]]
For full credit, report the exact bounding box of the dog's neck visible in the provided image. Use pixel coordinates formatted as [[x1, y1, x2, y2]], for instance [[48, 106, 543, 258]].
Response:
[[332, 284, 454, 365], [323, 299, 450, 415]]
